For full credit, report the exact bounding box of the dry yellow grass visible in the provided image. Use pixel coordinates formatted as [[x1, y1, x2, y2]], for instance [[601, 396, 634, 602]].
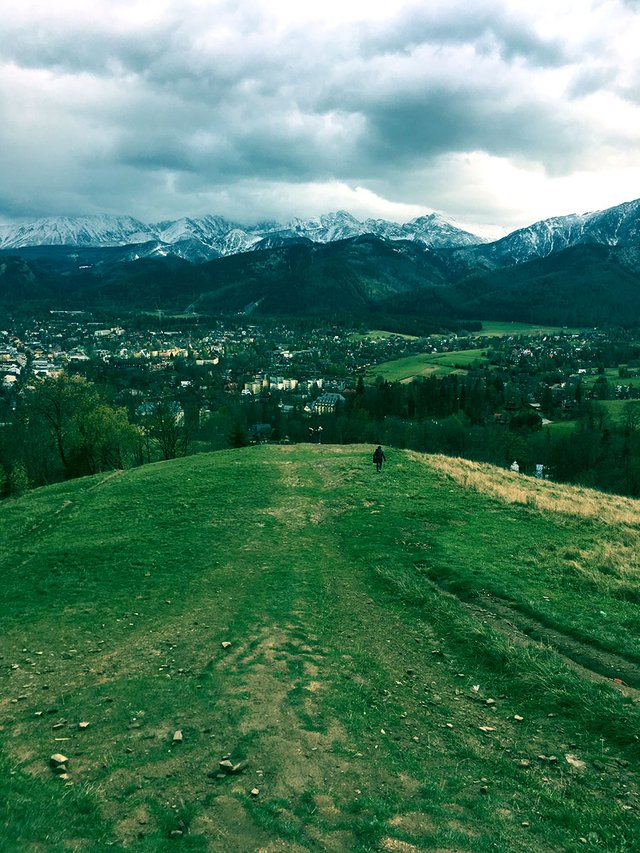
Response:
[[409, 451, 640, 588], [412, 451, 640, 528]]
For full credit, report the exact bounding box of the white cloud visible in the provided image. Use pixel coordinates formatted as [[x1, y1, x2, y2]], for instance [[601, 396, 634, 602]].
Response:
[[1, 0, 640, 230]]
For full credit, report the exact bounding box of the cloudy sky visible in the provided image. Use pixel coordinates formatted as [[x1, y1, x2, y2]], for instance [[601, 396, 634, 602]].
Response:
[[2, 0, 640, 236]]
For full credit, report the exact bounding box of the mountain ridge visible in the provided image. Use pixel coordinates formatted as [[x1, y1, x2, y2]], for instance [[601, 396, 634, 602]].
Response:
[[2, 198, 640, 266], [470, 197, 640, 266], [3, 197, 640, 326], [0, 209, 486, 260], [3, 232, 640, 327]]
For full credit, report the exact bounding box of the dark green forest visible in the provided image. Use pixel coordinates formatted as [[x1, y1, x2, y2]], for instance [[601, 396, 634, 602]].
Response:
[[4, 237, 640, 328]]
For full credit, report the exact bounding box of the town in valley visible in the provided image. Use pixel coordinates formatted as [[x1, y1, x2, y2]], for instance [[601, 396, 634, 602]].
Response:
[[3, 309, 640, 497]]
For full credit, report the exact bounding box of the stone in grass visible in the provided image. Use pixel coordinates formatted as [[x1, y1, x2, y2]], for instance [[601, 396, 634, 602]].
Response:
[[221, 641, 232, 649], [250, 788, 260, 797], [52, 764, 68, 775], [172, 730, 183, 743], [78, 721, 90, 730], [565, 754, 587, 771], [216, 758, 248, 775], [49, 753, 68, 768]]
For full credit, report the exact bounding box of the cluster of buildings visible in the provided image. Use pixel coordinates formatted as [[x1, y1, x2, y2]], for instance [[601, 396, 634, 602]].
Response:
[[0, 315, 370, 422], [0, 335, 26, 389], [7, 314, 638, 434]]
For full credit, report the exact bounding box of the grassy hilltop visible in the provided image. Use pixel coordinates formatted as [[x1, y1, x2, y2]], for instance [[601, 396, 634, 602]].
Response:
[[1, 445, 639, 852]]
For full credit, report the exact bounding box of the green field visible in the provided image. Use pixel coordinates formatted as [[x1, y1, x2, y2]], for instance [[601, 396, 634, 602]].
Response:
[[350, 329, 419, 341], [595, 399, 640, 421], [599, 369, 640, 388], [542, 399, 640, 435], [478, 321, 583, 337], [367, 348, 490, 382], [1, 446, 640, 852], [365, 353, 459, 382], [544, 418, 578, 436]]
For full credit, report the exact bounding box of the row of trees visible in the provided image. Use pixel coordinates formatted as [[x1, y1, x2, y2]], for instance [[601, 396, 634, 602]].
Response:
[[5, 367, 640, 500]]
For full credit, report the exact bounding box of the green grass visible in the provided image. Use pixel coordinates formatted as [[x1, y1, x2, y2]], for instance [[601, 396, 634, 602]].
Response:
[[1, 447, 639, 851], [595, 399, 640, 421], [544, 418, 579, 435], [366, 348, 490, 382], [428, 347, 491, 367], [578, 370, 640, 392], [365, 353, 460, 382], [350, 329, 419, 341], [479, 320, 582, 336]]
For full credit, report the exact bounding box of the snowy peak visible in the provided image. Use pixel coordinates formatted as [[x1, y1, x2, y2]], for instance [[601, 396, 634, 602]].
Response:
[[582, 198, 640, 245], [0, 210, 486, 257], [2, 198, 639, 264], [0, 215, 153, 249], [484, 198, 640, 265], [262, 210, 486, 248], [284, 211, 367, 242], [155, 215, 242, 244], [406, 213, 486, 248]]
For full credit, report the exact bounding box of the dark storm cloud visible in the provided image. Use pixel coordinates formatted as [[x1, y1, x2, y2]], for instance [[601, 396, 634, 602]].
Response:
[[360, 91, 585, 173], [1, 1, 639, 228]]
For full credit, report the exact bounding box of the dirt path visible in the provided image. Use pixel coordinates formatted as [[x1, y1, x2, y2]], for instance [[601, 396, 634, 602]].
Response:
[[467, 592, 640, 696], [417, 570, 640, 697], [181, 452, 491, 852]]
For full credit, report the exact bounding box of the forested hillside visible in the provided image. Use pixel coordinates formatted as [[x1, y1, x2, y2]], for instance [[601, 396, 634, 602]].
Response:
[[4, 236, 640, 327]]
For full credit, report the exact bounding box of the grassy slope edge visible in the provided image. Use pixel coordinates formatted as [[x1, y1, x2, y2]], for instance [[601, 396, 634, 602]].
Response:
[[0, 445, 639, 853]]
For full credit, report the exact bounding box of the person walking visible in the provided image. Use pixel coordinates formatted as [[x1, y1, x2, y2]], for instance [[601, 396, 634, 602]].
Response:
[[373, 445, 386, 472]]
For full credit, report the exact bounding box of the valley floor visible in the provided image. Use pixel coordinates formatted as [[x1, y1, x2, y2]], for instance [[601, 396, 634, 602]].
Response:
[[1, 445, 639, 852]]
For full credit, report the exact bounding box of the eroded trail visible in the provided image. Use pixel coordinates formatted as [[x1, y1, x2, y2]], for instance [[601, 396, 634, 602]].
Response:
[[467, 592, 640, 695], [161, 451, 515, 851], [191, 453, 445, 851], [195, 448, 640, 852]]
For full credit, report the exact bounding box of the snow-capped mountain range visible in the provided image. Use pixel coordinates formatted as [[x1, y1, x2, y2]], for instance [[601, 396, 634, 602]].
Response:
[[0, 210, 485, 260], [1, 198, 640, 266]]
